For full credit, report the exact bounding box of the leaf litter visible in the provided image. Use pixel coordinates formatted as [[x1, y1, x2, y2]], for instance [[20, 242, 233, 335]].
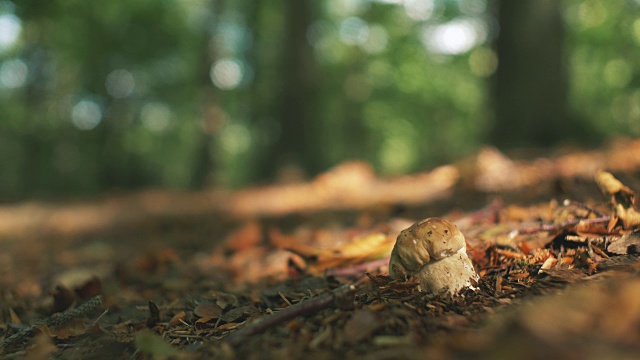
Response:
[[2, 145, 640, 358]]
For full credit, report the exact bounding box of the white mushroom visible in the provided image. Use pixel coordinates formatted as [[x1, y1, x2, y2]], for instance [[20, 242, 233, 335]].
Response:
[[389, 217, 478, 295]]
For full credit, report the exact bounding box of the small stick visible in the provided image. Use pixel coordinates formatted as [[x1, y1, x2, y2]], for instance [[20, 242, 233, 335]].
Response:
[[562, 199, 607, 217], [326, 257, 390, 277], [225, 284, 355, 347], [515, 216, 610, 235]]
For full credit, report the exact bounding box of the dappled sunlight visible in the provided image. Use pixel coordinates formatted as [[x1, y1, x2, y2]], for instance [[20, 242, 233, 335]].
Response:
[[71, 99, 103, 131], [210, 58, 244, 90], [338, 16, 369, 46], [0, 13, 20, 51], [0, 0, 639, 198], [421, 18, 487, 55], [0, 58, 27, 88], [105, 69, 135, 99], [141, 102, 172, 132], [403, 0, 436, 21]]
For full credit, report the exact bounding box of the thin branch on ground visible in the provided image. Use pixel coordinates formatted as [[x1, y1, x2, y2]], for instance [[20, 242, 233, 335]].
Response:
[[563, 199, 607, 217], [326, 258, 390, 277], [225, 284, 355, 347]]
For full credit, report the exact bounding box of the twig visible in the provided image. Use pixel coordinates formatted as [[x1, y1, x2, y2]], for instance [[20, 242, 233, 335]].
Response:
[[514, 216, 610, 235], [225, 284, 355, 347], [326, 257, 390, 277], [562, 199, 607, 217], [3, 295, 103, 350]]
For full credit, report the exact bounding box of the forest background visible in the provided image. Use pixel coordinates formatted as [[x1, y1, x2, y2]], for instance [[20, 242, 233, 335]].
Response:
[[1, 0, 638, 202]]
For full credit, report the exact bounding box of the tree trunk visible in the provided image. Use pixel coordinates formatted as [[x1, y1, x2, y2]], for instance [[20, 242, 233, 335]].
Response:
[[491, 0, 570, 148], [273, 0, 319, 177]]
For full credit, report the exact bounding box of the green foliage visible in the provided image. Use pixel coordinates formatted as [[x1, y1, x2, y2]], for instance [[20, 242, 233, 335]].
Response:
[[0, 0, 638, 201]]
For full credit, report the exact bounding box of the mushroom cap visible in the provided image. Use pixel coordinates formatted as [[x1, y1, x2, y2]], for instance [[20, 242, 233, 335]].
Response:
[[389, 217, 468, 280], [412, 217, 466, 260]]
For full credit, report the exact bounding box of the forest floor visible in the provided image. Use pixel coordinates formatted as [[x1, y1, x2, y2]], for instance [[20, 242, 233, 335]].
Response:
[[2, 138, 640, 359]]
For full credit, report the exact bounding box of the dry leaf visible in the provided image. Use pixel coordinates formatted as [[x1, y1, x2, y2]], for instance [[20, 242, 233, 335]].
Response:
[[194, 303, 222, 319], [343, 309, 383, 344], [595, 170, 640, 229], [607, 232, 640, 255], [595, 170, 634, 196], [9, 307, 21, 324], [271, 228, 395, 275], [168, 311, 186, 327]]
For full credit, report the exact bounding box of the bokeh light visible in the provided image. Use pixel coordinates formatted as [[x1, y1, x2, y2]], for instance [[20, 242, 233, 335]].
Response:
[[71, 99, 103, 130], [339, 16, 369, 46], [0, 13, 21, 50], [469, 47, 497, 77], [578, 0, 607, 28], [210, 58, 243, 90], [105, 69, 135, 99], [422, 18, 486, 55], [360, 24, 388, 54], [403, 0, 435, 21], [221, 123, 251, 155], [141, 102, 171, 132], [603, 59, 631, 88], [0, 58, 28, 88]]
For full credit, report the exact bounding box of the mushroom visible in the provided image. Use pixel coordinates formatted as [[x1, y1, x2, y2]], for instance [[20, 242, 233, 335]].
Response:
[[389, 217, 478, 295]]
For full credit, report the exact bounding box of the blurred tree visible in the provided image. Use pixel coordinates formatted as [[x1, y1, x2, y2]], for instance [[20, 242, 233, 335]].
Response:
[[491, 0, 572, 148], [191, 0, 223, 189], [271, 0, 320, 178]]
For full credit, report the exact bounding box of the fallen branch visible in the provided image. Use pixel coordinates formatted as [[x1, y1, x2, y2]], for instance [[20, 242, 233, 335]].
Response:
[[225, 284, 355, 347]]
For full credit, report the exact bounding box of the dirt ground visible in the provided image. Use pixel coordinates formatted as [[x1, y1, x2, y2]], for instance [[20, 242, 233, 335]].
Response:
[[2, 140, 640, 359]]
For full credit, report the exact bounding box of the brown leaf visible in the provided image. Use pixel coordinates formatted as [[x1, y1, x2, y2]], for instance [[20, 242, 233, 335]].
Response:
[[616, 204, 640, 229], [595, 170, 634, 196], [607, 232, 640, 255], [225, 221, 262, 252], [221, 305, 259, 323], [168, 311, 186, 327], [343, 309, 383, 344], [194, 303, 222, 319], [595, 170, 640, 229], [9, 307, 21, 324]]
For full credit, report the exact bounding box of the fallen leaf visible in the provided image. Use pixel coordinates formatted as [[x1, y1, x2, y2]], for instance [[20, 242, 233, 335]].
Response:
[[343, 309, 384, 344], [9, 307, 21, 324], [135, 330, 177, 359], [168, 311, 186, 327], [595, 170, 640, 229], [595, 170, 634, 196], [607, 232, 640, 255], [221, 305, 259, 323], [26, 334, 56, 360], [194, 302, 222, 319]]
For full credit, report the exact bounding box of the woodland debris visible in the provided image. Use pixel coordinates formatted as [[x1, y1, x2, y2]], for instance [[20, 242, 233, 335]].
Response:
[[224, 284, 356, 347], [595, 170, 640, 229], [2, 295, 103, 352]]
